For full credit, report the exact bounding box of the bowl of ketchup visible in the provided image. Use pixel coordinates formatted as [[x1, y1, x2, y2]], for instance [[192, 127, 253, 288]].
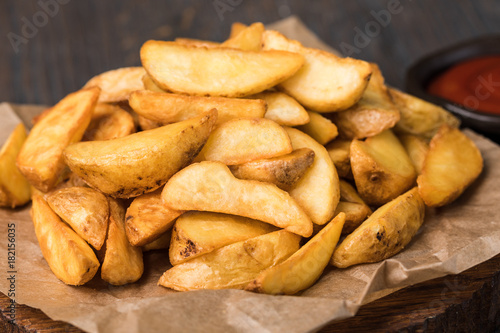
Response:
[[406, 35, 500, 142]]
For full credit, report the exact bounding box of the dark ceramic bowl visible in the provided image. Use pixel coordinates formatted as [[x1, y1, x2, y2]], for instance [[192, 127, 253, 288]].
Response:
[[405, 35, 500, 142]]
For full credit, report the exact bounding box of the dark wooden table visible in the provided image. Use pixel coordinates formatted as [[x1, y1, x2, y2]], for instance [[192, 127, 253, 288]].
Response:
[[1, 1, 499, 332]]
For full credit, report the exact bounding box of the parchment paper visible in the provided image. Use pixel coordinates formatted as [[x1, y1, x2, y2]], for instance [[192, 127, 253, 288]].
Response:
[[1, 16, 500, 333]]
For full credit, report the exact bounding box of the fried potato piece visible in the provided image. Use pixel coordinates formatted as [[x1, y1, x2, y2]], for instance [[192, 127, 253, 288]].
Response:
[[46, 187, 109, 250], [129, 90, 266, 125], [285, 127, 340, 225], [296, 111, 338, 145], [101, 198, 144, 285], [0, 124, 31, 208], [125, 188, 183, 246], [221, 22, 264, 51], [142, 74, 167, 93], [170, 211, 277, 265], [197, 118, 292, 165], [328, 64, 400, 139], [417, 124, 483, 207], [137, 115, 162, 131], [174, 38, 220, 48], [389, 88, 460, 139], [158, 230, 300, 291], [247, 213, 345, 295], [162, 161, 313, 237], [262, 30, 371, 112], [399, 134, 429, 175], [83, 103, 135, 141], [335, 180, 372, 234], [326, 139, 352, 179], [142, 230, 172, 252], [350, 129, 417, 206], [64, 109, 217, 198], [229, 148, 315, 191], [31, 192, 99, 285], [141, 40, 304, 97], [332, 187, 425, 268], [83, 67, 146, 103], [229, 22, 247, 38], [249, 91, 309, 126], [17, 87, 99, 192]]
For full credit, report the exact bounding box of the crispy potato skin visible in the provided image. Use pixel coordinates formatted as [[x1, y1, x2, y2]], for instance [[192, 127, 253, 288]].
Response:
[[331, 187, 425, 268], [31, 192, 100, 285], [83, 67, 146, 103], [64, 109, 217, 198], [417, 124, 483, 207], [228, 148, 315, 191]]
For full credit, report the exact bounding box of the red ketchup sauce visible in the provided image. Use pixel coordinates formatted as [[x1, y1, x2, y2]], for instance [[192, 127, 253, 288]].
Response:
[[427, 55, 500, 115]]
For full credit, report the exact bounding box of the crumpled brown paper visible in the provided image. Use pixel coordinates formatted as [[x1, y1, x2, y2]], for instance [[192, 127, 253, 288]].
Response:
[[1, 16, 500, 333]]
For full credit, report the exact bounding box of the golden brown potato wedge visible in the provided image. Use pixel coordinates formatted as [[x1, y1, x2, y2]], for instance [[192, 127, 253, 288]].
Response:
[[125, 188, 183, 246], [142, 74, 167, 93], [335, 179, 372, 234], [197, 118, 292, 165], [399, 134, 429, 175], [285, 127, 340, 225], [296, 111, 339, 145], [46, 187, 109, 250], [141, 40, 304, 97], [169, 211, 277, 265], [221, 22, 264, 51], [332, 187, 425, 268], [137, 115, 162, 131], [350, 129, 417, 206], [83, 103, 135, 141], [247, 213, 345, 295], [64, 109, 217, 198], [174, 38, 220, 48], [326, 139, 352, 179], [101, 198, 144, 285], [339, 179, 369, 205], [389, 88, 460, 140], [17, 87, 99, 192], [83, 67, 146, 103], [31, 192, 99, 285], [229, 22, 247, 39], [249, 91, 309, 126], [0, 123, 31, 208], [262, 30, 372, 112], [328, 63, 400, 139], [129, 90, 266, 125], [142, 230, 172, 252], [417, 124, 483, 207], [162, 161, 313, 237], [229, 148, 315, 191], [158, 230, 300, 291]]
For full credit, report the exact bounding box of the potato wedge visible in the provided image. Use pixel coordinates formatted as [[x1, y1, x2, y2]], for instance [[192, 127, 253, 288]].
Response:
[[328, 63, 400, 139], [389, 88, 460, 139], [399, 134, 429, 175], [174, 38, 220, 48], [170, 211, 277, 265], [0, 124, 31, 208], [83, 103, 135, 141], [162, 161, 313, 237], [125, 188, 183, 246], [83, 67, 146, 103], [142, 74, 167, 93], [417, 124, 483, 207], [142, 230, 172, 252], [285, 127, 340, 225], [46, 187, 109, 250], [64, 109, 217, 198], [249, 91, 309, 126], [141, 40, 304, 97], [229, 148, 315, 191], [101, 198, 144, 285], [221, 22, 264, 51], [197, 118, 292, 165], [350, 129, 417, 206], [158, 230, 300, 291], [326, 139, 352, 179], [332, 187, 425, 268], [129, 90, 266, 125], [17, 87, 99, 192], [335, 180, 372, 234], [296, 111, 338, 145], [262, 30, 371, 112], [247, 213, 345, 295], [229, 22, 247, 39], [137, 115, 162, 131], [31, 192, 99, 285]]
